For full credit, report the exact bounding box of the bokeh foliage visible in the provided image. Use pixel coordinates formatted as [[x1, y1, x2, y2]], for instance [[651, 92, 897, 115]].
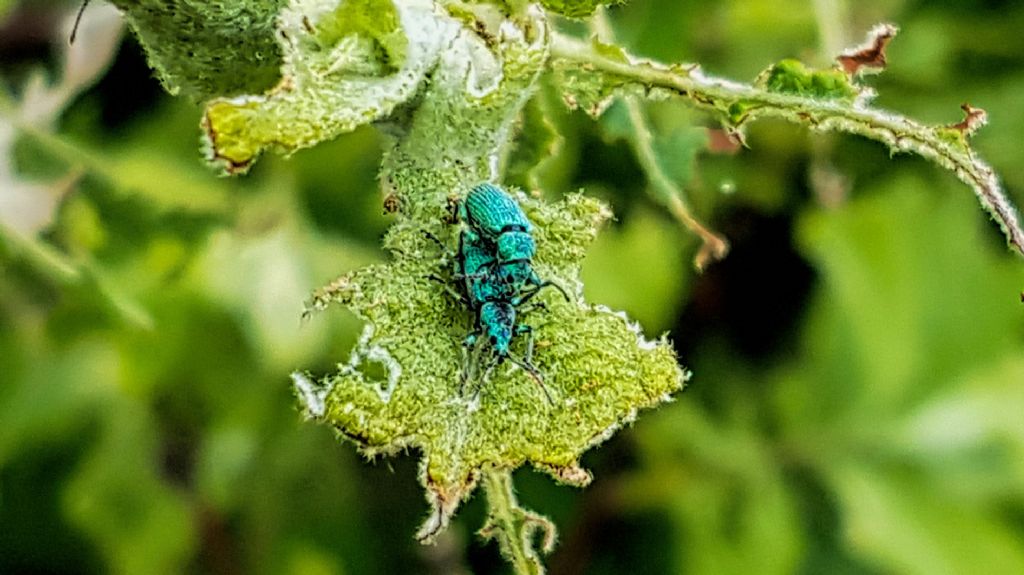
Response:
[[2, 0, 1024, 574]]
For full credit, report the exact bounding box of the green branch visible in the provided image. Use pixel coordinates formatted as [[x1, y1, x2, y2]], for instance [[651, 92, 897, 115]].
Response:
[[622, 100, 730, 270], [480, 469, 556, 575], [589, 12, 728, 270], [549, 32, 1024, 258]]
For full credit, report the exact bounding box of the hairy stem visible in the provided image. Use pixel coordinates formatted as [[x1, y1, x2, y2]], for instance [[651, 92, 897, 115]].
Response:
[[549, 33, 1024, 257], [480, 470, 556, 575]]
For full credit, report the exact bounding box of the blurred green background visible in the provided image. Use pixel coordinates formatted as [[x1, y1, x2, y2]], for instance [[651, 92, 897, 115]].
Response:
[[3, 0, 1024, 573]]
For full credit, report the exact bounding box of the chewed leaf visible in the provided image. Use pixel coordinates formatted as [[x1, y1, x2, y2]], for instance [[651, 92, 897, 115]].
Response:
[[837, 23, 899, 76], [202, 0, 457, 174], [295, 193, 686, 542], [284, 4, 684, 551]]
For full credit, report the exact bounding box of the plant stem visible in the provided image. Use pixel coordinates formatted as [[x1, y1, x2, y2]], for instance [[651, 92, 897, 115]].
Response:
[[549, 32, 1024, 258], [590, 11, 728, 270], [624, 95, 730, 270], [480, 469, 555, 575]]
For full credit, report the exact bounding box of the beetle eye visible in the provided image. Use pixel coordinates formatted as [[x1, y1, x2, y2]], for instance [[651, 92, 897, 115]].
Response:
[[489, 335, 498, 344]]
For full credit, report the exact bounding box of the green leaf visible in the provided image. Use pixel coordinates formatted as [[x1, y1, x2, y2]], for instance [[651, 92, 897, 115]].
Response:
[[897, 358, 1024, 500], [281, 4, 686, 557], [202, 0, 454, 173], [539, 0, 625, 19], [829, 462, 1024, 574], [295, 193, 685, 541], [759, 59, 858, 100], [0, 342, 113, 468], [195, 426, 259, 512], [315, 0, 407, 71], [768, 176, 1024, 571], [581, 207, 689, 333], [503, 96, 561, 191], [793, 176, 1024, 420], [107, 0, 287, 99], [625, 402, 803, 575], [601, 100, 708, 192], [548, 32, 1024, 255], [63, 404, 196, 575], [651, 123, 707, 186], [554, 39, 632, 118]]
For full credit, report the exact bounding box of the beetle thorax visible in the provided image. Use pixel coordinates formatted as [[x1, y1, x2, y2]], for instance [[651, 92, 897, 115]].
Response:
[[496, 231, 535, 262]]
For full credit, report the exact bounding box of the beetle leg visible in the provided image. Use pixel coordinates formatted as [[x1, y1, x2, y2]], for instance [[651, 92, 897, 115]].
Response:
[[421, 229, 454, 257], [425, 274, 470, 305], [517, 324, 535, 364], [495, 326, 551, 404]]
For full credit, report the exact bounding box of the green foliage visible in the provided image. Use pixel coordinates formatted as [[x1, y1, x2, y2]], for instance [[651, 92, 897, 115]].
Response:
[[271, 1, 683, 544], [504, 97, 560, 190], [760, 59, 858, 99], [552, 38, 630, 118], [315, 0, 407, 69], [106, 0, 286, 99], [64, 403, 197, 574], [612, 181, 1024, 574], [581, 208, 689, 333], [298, 192, 683, 539], [601, 100, 708, 189], [3, 0, 1024, 574], [202, 0, 441, 173], [550, 32, 1024, 256], [539, 0, 623, 18]]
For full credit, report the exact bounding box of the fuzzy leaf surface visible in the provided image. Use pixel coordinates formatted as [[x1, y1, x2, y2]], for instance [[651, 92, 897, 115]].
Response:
[[107, 0, 287, 99], [295, 193, 685, 539], [202, 0, 456, 173], [539, 0, 624, 18]]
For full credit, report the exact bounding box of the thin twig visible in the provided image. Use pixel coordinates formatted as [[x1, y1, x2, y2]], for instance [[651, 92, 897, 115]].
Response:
[[549, 33, 1024, 258], [480, 469, 554, 575], [590, 11, 729, 270]]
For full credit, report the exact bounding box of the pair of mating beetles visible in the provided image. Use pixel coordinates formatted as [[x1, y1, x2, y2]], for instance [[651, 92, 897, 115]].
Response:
[[430, 183, 569, 403]]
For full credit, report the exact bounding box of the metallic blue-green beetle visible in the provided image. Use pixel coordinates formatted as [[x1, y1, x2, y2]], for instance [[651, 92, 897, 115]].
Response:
[[461, 182, 533, 239], [427, 183, 575, 403], [457, 228, 503, 304], [456, 183, 570, 303], [462, 300, 551, 403], [426, 235, 552, 402]]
